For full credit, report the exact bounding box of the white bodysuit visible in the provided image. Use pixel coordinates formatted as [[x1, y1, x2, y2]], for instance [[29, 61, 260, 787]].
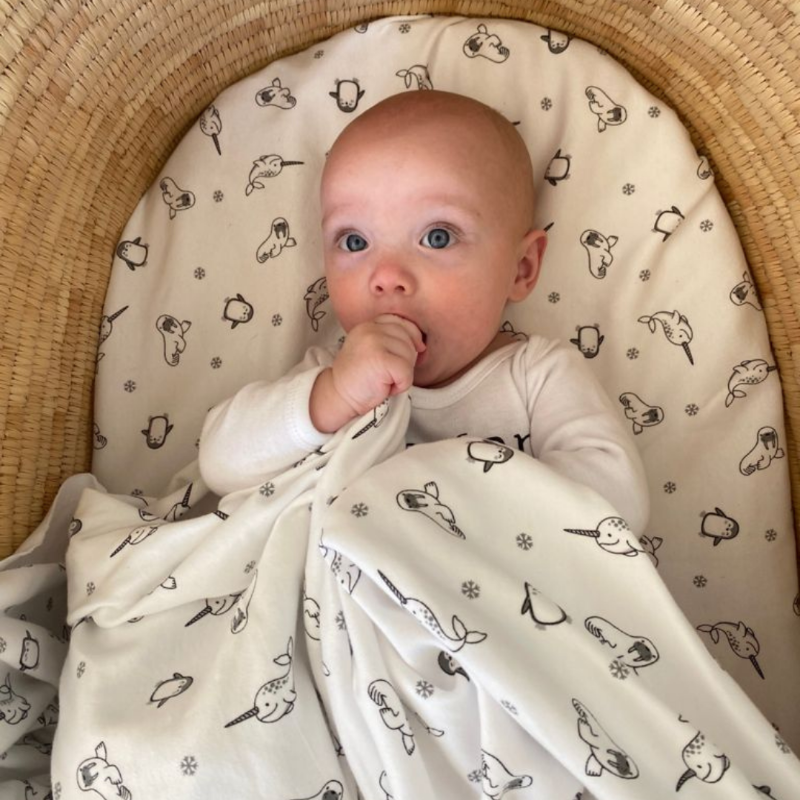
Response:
[[199, 335, 650, 533]]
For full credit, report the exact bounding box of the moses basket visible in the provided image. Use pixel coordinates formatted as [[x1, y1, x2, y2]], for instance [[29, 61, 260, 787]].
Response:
[[1, 0, 799, 563]]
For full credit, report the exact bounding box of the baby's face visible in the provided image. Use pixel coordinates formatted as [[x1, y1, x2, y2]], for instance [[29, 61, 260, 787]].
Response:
[[320, 95, 544, 388]]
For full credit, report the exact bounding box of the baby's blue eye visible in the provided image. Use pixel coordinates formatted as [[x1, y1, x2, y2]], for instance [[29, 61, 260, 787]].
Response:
[[422, 228, 453, 249], [340, 233, 368, 252]]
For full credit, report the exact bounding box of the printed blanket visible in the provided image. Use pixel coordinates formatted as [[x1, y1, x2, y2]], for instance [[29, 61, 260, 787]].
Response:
[[2, 395, 799, 799]]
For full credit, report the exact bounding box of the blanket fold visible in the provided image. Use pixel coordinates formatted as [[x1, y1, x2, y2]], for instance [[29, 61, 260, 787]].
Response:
[[1, 396, 798, 799]]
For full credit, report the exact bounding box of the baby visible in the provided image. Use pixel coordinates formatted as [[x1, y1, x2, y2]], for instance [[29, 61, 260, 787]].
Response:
[[200, 90, 649, 533]]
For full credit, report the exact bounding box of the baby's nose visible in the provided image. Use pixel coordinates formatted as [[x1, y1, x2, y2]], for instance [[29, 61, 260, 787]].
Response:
[[370, 260, 413, 295]]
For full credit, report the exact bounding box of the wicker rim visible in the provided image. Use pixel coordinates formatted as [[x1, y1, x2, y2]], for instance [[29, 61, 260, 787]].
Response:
[[1, 0, 798, 558]]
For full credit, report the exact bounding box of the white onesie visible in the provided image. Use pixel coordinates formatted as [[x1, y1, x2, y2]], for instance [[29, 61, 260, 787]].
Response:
[[200, 335, 650, 533]]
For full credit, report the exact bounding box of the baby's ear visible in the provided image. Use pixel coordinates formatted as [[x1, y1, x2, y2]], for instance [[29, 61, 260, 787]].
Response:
[[508, 228, 547, 302]]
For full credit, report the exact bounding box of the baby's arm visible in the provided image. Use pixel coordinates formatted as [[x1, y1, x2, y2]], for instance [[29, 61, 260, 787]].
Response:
[[519, 339, 650, 534]]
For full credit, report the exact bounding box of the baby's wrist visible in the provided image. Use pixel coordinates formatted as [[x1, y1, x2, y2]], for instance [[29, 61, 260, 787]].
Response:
[[309, 368, 359, 433]]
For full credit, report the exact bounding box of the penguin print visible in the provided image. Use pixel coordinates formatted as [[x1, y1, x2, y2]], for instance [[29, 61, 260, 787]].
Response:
[[141, 414, 173, 449], [521, 582, 569, 628], [653, 206, 685, 241], [413, 710, 444, 738], [289, 780, 344, 800], [378, 570, 487, 652], [580, 229, 618, 279], [618, 392, 664, 434], [725, 359, 777, 406], [225, 637, 296, 726], [570, 325, 604, 358], [700, 508, 739, 546], [584, 617, 659, 671], [697, 154, 713, 180], [437, 651, 469, 681], [541, 29, 572, 54], [697, 620, 764, 678], [98, 305, 128, 345], [730, 271, 763, 310], [676, 728, 730, 791], [303, 589, 321, 641], [329, 78, 365, 112], [246, 156, 304, 195], [367, 679, 415, 755], [159, 176, 195, 218], [480, 750, 533, 798], [256, 218, 297, 262], [255, 77, 297, 109], [149, 672, 194, 708], [223, 294, 254, 328], [155, 313, 191, 366], [396, 64, 433, 90], [564, 516, 643, 556], [572, 699, 639, 779], [352, 399, 389, 438], [462, 24, 510, 63], [110, 523, 160, 557], [585, 86, 627, 131], [116, 237, 148, 270], [638, 310, 694, 364], [76, 742, 131, 800], [19, 631, 40, 672], [739, 426, 785, 475], [69, 517, 83, 537], [396, 482, 465, 538], [198, 104, 222, 154], [185, 592, 242, 626], [467, 440, 514, 472], [378, 770, 394, 799], [545, 149, 571, 185], [231, 570, 258, 634], [92, 423, 107, 450]]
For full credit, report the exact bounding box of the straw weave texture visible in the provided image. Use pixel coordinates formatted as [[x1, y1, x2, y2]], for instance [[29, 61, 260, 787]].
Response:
[[1, 0, 799, 558]]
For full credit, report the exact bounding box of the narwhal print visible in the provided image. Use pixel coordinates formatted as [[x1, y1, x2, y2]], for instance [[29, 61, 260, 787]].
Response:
[[185, 592, 242, 627], [98, 305, 128, 346], [231, 570, 258, 634], [725, 359, 777, 406], [199, 104, 222, 154], [676, 726, 730, 791], [245, 155, 304, 195], [573, 699, 639, 779], [304, 277, 329, 331], [225, 637, 296, 727], [480, 750, 533, 798], [564, 516, 643, 556], [367, 678, 415, 755], [352, 399, 389, 439], [696, 620, 764, 678], [638, 310, 694, 364], [378, 570, 487, 652], [584, 616, 659, 671], [110, 524, 159, 557]]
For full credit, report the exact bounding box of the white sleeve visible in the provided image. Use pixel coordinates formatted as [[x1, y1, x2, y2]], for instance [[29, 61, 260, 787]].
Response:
[[515, 338, 650, 535], [199, 347, 335, 496]]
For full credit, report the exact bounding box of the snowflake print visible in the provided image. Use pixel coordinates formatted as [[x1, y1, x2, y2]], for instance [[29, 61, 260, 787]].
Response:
[[776, 732, 791, 753], [700, 219, 714, 232], [53, 783, 62, 800], [541, 97, 553, 111], [194, 267, 206, 279], [314, 49, 324, 58], [639, 269, 651, 281], [663, 481, 676, 494], [548, 292, 560, 304], [351, 503, 368, 518], [416, 680, 434, 698], [399, 23, 410, 33], [124, 380, 136, 393], [272, 314, 283, 326], [210, 357, 222, 369], [213, 190, 223, 203], [131, 488, 144, 497], [626, 348, 639, 360], [693, 575, 707, 588], [86, 582, 96, 596], [685, 403, 699, 416], [0, 638, 6, 654], [335, 610, 347, 631], [623, 183, 635, 195], [501, 699, 518, 715], [765, 528, 778, 542], [180, 755, 198, 776], [77, 661, 86, 678], [649, 106, 661, 118], [260, 482, 275, 498], [468, 769, 482, 783], [461, 580, 480, 600], [610, 658, 630, 680], [516, 532, 533, 550], [244, 560, 257, 574]]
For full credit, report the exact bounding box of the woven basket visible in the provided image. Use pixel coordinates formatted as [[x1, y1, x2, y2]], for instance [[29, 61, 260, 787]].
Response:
[[1, 0, 798, 559]]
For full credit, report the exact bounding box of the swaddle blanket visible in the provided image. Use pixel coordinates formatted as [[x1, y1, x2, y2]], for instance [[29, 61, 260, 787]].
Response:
[[19, 395, 795, 798]]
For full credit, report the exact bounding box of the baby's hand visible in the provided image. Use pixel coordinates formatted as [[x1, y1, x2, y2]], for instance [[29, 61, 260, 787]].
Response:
[[310, 315, 425, 433]]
